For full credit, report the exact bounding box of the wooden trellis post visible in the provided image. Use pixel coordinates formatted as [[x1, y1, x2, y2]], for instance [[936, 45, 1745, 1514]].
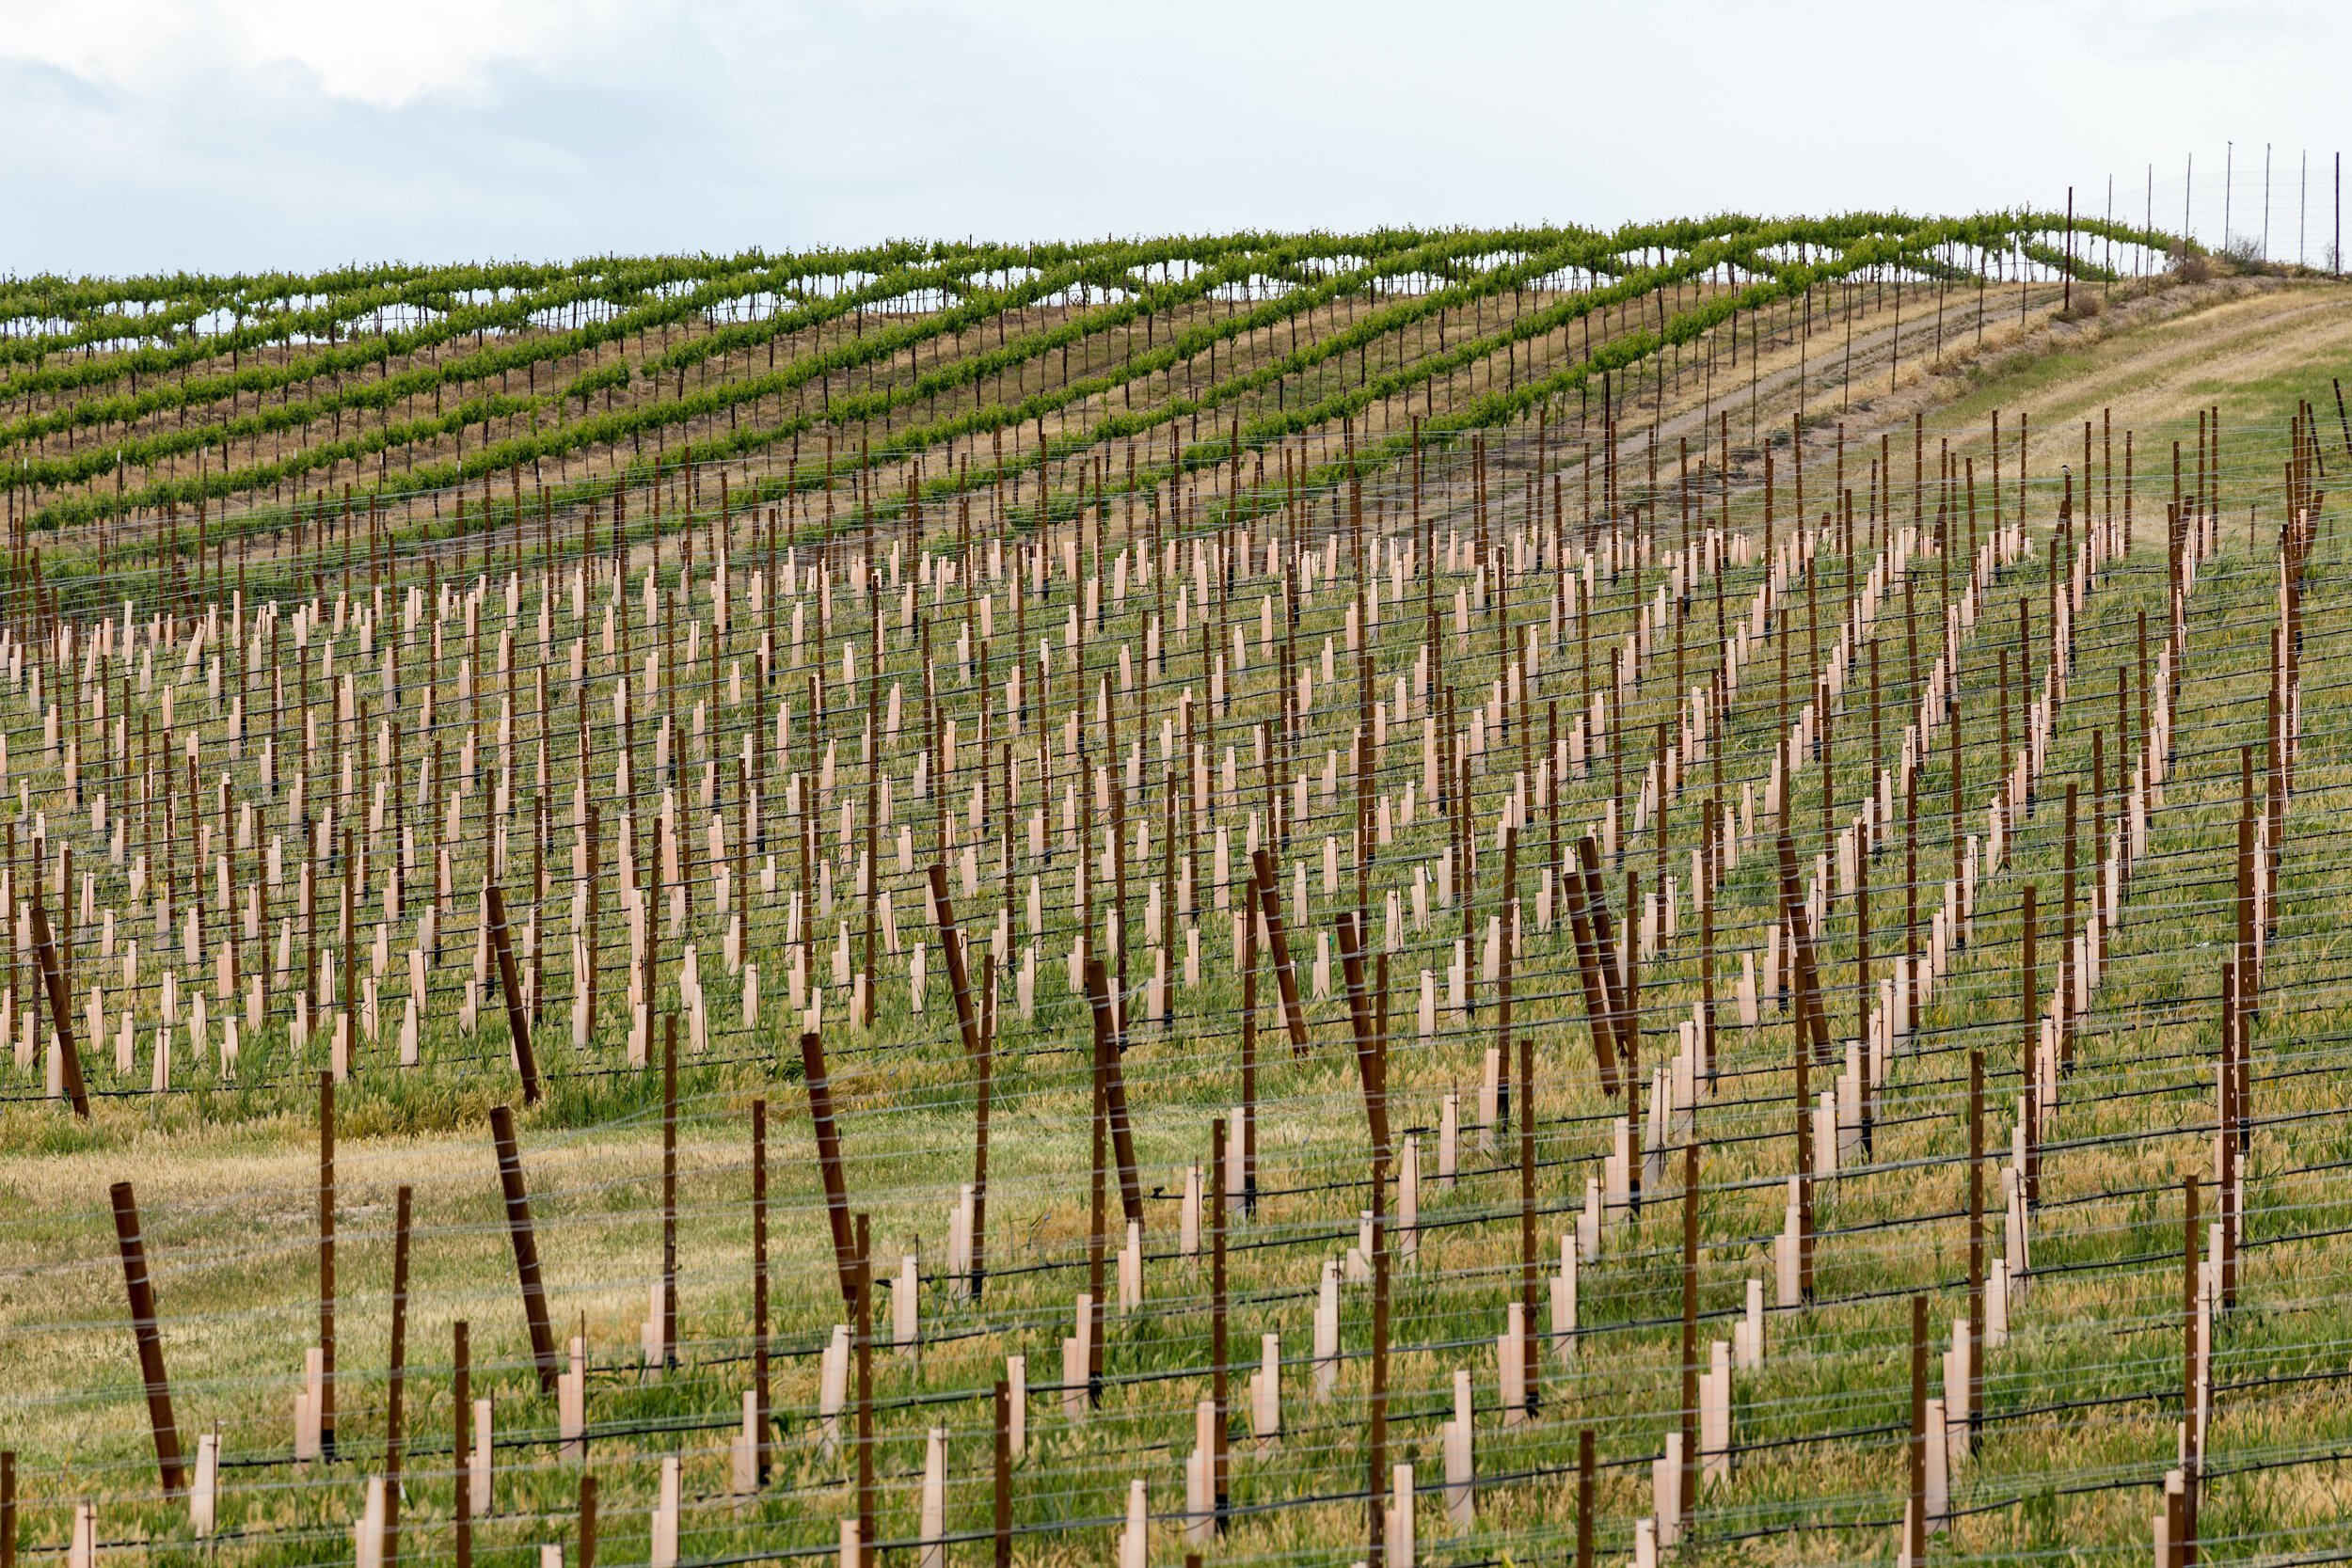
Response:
[[108, 1182, 184, 1497], [488, 1106, 561, 1391]]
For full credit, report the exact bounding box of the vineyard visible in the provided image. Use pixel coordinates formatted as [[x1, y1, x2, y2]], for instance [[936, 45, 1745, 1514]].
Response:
[[2, 214, 2351, 1568]]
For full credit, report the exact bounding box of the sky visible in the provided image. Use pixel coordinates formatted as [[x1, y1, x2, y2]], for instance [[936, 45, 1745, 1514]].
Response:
[[2, 0, 2346, 278]]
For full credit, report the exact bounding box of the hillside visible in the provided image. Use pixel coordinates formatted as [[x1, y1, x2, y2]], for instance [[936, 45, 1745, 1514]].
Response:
[[2, 226, 2350, 1568]]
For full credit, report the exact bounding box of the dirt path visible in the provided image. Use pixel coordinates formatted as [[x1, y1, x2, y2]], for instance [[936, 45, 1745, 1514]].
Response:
[[1567, 274, 2351, 495]]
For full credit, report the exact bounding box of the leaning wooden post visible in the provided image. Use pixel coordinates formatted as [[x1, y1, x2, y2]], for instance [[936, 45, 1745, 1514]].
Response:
[[1083, 958, 1143, 1223], [487, 1106, 561, 1391], [578, 1474, 596, 1568], [1336, 911, 1389, 1159], [1578, 836, 1634, 1074], [485, 885, 541, 1103], [1562, 843, 1618, 1094], [108, 1181, 185, 1497], [801, 1030, 858, 1307], [383, 1186, 412, 1568], [929, 866, 984, 1058], [1249, 849, 1309, 1053], [1775, 829, 1832, 1068], [29, 894, 88, 1117]]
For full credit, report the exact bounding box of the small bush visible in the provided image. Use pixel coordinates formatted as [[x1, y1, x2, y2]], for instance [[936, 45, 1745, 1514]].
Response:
[[2055, 292, 2106, 324], [2219, 234, 2282, 276]]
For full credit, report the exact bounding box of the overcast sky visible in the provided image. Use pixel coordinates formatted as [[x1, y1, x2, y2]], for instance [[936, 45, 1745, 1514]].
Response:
[[4, 0, 2345, 278]]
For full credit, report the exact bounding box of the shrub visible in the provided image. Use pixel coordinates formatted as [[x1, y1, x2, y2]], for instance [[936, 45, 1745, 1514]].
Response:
[[2055, 291, 2106, 324]]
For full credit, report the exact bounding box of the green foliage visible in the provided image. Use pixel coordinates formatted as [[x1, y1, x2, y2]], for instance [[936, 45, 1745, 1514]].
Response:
[[9, 213, 2199, 573]]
